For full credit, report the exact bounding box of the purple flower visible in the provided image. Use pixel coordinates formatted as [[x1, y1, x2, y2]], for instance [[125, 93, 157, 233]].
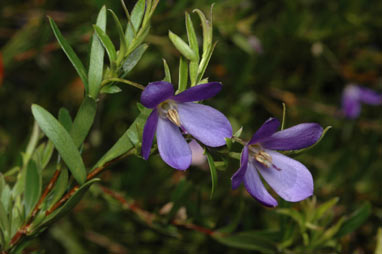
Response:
[[231, 118, 323, 207], [141, 81, 232, 170], [342, 84, 382, 119], [189, 139, 207, 167]]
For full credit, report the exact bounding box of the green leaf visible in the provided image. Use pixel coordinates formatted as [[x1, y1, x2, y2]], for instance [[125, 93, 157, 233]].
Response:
[[34, 141, 55, 170], [93, 24, 117, 63], [312, 197, 339, 222], [375, 228, 382, 254], [178, 57, 188, 93], [335, 202, 371, 238], [212, 231, 277, 253], [0, 174, 5, 198], [281, 102, 286, 130], [100, 84, 122, 94], [185, 12, 199, 86], [128, 25, 150, 54], [196, 41, 217, 85], [41, 141, 54, 169], [233, 127, 243, 138], [45, 168, 68, 211], [0, 201, 9, 234], [70, 96, 97, 148], [48, 17, 88, 93], [108, 9, 127, 63], [185, 12, 199, 60], [31, 104, 87, 184], [125, 0, 146, 44], [189, 61, 198, 87], [314, 217, 345, 247], [276, 208, 305, 230], [88, 5, 107, 98], [162, 59, 171, 83], [121, 43, 148, 77], [10, 205, 23, 237], [168, 31, 198, 61], [193, 9, 213, 55], [39, 178, 100, 229], [24, 160, 41, 216], [58, 107, 73, 132], [205, 149, 217, 199], [93, 108, 151, 168]]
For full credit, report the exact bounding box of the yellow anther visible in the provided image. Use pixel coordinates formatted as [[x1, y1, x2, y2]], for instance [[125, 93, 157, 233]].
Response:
[[167, 108, 181, 127]]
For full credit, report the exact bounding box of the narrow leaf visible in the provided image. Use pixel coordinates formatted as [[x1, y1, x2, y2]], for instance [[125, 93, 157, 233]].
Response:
[[162, 59, 171, 83], [39, 178, 100, 228], [205, 149, 217, 199], [178, 56, 188, 93], [58, 107, 73, 132], [376, 228, 382, 254], [336, 202, 371, 238], [93, 24, 117, 63], [41, 141, 54, 169], [125, 0, 146, 44], [46, 168, 68, 210], [281, 102, 286, 130], [70, 96, 97, 148], [0, 174, 4, 198], [189, 61, 198, 87], [185, 12, 199, 59], [0, 201, 8, 233], [121, 43, 148, 77], [128, 25, 150, 53], [100, 84, 123, 94], [313, 197, 339, 221], [93, 108, 151, 169], [169, 31, 198, 61], [108, 9, 127, 62], [193, 9, 213, 55], [31, 104, 86, 184], [48, 17, 88, 93], [88, 5, 107, 98], [24, 160, 41, 216], [196, 41, 217, 85]]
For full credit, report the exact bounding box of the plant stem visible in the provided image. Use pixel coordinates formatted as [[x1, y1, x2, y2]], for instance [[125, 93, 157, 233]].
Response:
[[101, 78, 145, 90], [9, 149, 135, 249]]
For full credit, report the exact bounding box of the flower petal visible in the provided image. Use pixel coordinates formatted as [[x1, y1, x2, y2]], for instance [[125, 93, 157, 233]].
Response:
[[342, 85, 361, 118], [172, 82, 222, 102], [156, 118, 191, 170], [358, 86, 382, 105], [141, 81, 174, 108], [231, 146, 249, 189], [189, 139, 207, 166], [257, 150, 313, 202], [260, 123, 323, 150], [249, 118, 280, 145], [177, 102, 232, 147], [243, 161, 278, 207], [141, 109, 159, 160]]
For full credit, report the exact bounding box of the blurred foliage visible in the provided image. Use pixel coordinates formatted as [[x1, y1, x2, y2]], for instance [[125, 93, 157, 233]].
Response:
[[1, 0, 382, 253]]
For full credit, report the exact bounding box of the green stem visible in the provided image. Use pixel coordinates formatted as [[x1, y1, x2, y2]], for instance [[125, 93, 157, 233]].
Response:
[[101, 78, 145, 90]]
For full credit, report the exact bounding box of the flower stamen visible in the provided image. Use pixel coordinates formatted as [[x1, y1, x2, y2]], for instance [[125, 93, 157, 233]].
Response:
[[167, 108, 181, 127], [248, 144, 273, 168], [158, 100, 181, 127]]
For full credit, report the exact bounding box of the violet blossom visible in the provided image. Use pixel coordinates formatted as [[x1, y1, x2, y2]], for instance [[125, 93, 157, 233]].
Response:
[[342, 84, 382, 119], [140, 81, 232, 170], [231, 118, 323, 207]]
